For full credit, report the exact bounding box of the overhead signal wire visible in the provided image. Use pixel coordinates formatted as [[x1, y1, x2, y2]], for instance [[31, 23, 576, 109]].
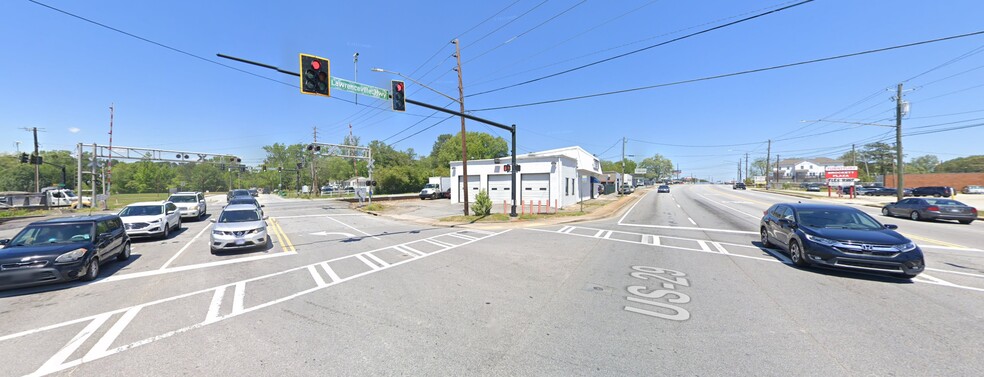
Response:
[[472, 29, 984, 112], [466, 0, 815, 98], [464, 0, 588, 64]]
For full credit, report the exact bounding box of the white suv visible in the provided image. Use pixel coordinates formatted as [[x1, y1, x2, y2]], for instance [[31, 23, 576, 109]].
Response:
[[119, 201, 182, 239], [168, 192, 207, 220]]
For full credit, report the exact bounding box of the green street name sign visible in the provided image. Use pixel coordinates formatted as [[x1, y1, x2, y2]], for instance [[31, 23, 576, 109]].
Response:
[[330, 77, 389, 100]]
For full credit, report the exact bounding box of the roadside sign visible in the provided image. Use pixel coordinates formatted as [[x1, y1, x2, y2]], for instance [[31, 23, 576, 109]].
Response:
[[825, 166, 859, 179], [634, 168, 647, 174], [330, 77, 389, 100]]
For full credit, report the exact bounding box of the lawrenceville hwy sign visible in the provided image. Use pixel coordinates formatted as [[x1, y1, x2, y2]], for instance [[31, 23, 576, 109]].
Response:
[[825, 166, 859, 179]]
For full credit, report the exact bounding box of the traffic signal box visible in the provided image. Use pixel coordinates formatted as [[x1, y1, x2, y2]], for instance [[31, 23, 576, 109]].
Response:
[[300, 54, 331, 97], [391, 80, 405, 112]]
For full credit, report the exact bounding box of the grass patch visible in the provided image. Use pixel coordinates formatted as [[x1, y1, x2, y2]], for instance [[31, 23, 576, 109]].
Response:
[[439, 213, 511, 223], [106, 193, 171, 210], [362, 203, 386, 212], [0, 208, 48, 219]]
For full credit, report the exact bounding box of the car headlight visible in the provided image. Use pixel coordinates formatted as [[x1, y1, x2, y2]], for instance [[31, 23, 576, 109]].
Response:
[[894, 242, 917, 252], [55, 247, 88, 263], [804, 233, 837, 247], [212, 230, 226, 236]]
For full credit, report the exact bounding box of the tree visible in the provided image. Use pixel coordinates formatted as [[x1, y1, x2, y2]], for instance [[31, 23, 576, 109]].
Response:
[[905, 155, 940, 174], [638, 154, 673, 180], [434, 132, 508, 169], [861, 142, 896, 177], [936, 155, 984, 173]]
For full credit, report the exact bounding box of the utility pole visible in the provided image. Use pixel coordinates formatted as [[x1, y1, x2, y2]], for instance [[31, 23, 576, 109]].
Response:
[[775, 154, 780, 188], [620, 137, 626, 196], [744, 152, 749, 183], [738, 160, 742, 182], [895, 83, 905, 202], [453, 38, 469, 215], [312, 126, 319, 196], [852, 144, 856, 167], [765, 140, 771, 190], [33, 127, 40, 192], [108, 104, 114, 196]]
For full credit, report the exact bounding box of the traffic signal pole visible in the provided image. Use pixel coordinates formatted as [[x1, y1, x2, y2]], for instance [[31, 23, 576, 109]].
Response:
[[216, 53, 521, 217]]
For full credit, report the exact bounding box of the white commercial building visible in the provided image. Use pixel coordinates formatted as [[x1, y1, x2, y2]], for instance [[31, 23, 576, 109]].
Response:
[[449, 146, 603, 212], [777, 158, 845, 180]]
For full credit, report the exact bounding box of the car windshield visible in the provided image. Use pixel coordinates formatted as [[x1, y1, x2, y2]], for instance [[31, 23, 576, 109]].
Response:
[[796, 209, 883, 230], [218, 210, 260, 223], [169, 195, 197, 203], [926, 199, 963, 206], [229, 199, 258, 207], [423, 184, 438, 189], [119, 205, 163, 217], [7, 223, 94, 246]]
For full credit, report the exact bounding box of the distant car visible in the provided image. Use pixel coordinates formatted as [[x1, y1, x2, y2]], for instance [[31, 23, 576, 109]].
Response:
[[961, 185, 984, 194], [0, 215, 130, 290], [167, 191, 207, 220], [210, 204, 270, 254], [118, 201, 182, 239], [248, 188, 259, 197], [865, 187, 899, 196], [733, 182, 746, 190], [320, 186, 335, 195], [657, 185, 670, 193], [840, 185, 874, 195], [620, 185, 634, 194], [882, 198, 976, 224], [910, 186, 954, 198], [805, 184, 821, 192], [760, 203, 924, 278], [227, 189, 251, 202], [227, 196, 263, 214]]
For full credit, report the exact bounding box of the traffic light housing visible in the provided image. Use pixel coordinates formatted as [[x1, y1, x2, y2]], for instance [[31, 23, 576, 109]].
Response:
[[391, 80, 405, 112], [503, 164, 510, 172], [300, 54, 331, 97], [19, 153, 28, 163], [306, 144, 321, 152], [29, 155, 42, 165]]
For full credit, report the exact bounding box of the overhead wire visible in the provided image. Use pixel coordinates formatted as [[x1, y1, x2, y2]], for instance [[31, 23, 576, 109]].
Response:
[[464, 0, 588, 64]]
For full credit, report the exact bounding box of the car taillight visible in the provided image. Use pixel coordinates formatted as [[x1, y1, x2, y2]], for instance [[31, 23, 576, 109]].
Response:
[[972, 208, 978, 215], [926, 206, 940, 211]]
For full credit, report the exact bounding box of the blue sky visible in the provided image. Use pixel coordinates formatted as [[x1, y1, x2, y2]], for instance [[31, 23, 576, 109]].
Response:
[[3, 0, 984, 181]]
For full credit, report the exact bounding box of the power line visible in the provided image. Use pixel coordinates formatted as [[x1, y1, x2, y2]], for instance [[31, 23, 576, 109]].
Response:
[[463, 0, 550, 53], [464, 0, 588, 64], [466, 0, 815, 98], [387, 116, 456, 147], [472, 29, 984, 112]]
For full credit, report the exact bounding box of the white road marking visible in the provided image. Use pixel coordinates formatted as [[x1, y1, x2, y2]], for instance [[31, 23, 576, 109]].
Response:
[[3, 229, 511, 377], [919, 245, 984, 252], [617, 222, 758, 235], [325, 216, 381, 240], [424, 238, 454, 248], [760, 248, 793, 264], [593, 229, 606, 238], [84, 306, 142, 360], [355, 254, 381, 270], [602, 230, 614, 239], [925, 267, 984, 279], [395, 244, 427, 257], [271, 214, 363, 219], [918, 274, 956, 286], [676, 204, 681, 208], [159, 223, 213, 270], [558, 226, 573, 233], [204, 286, 227, 324], [319, 262, 341, 283], [364, 252, 391, 267], [232, 282, 246, 314], [309, 231, 356, 238], [616, 191, 647, 225], [97, 250, 296, 284], [33, 313, 111, 376], [465, 229, 495, 235], [696, 193, 761, 219], [697, 241, 711, 252], [447, 232, 478, 241], [687, 217, 697, 225], [711, 242, 730, 255], [307, 265, 328, 287]]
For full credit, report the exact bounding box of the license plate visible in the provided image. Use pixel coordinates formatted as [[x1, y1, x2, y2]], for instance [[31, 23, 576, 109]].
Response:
[[235, 239, 245, 245]]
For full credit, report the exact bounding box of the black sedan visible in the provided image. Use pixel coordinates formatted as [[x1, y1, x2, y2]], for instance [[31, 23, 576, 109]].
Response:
[[881, 198, 977, 224], [657, 185, 670, 193], [865, 187, 912, 196], [760, 203, 924, 278]]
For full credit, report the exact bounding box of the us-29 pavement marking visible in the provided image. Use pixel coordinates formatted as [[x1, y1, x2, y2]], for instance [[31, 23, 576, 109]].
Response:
[[0, 228, 506, 377]]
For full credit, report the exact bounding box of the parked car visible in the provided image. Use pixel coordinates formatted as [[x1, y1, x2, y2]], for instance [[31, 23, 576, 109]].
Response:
[[760, 203, 924, 278], [118, 201, 182, 239], [962, 185, 984, 194], [167, 191, 207, 220], [910, 186, 954, 197], [226, 189, 251, 202], [840, 185, 875, 195], [0, 215, 130, 290], [881, 198, 977, 224], [805, 184, 822, 192], [657, 185, 670, 193], [619, 184, 634, 194], [733, 182, 746, 190], [248, 188, 259, 197], [210, 204, 270, 254]]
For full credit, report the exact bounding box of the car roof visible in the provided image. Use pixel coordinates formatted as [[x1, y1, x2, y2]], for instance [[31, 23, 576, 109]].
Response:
[[171, 192, 200, 196], [127, 201, 167, 206], [229, 197, 257, 203], [32, 214, 118, 225], [778, 203, 859, 211], [222, 204, 260, 211]]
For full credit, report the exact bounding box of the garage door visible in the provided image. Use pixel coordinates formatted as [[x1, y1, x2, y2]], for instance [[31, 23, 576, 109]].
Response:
[[487, 174, 513, 204], [521, 173, 550, 203], [457, 175, 480, 203]]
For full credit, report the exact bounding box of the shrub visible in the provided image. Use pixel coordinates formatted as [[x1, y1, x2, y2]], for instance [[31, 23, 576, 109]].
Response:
[[471, 189, 492, 216]]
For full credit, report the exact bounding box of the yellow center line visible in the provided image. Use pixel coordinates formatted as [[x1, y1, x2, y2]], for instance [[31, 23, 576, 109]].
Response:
[[275, 218, 296, 252], [900, 233, 968, 249], [268, 217, 295, 253]]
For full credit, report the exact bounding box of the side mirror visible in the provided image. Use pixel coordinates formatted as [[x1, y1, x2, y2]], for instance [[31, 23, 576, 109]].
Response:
[[209, 219, 217, 223], [262, 215, 269, 220], [0, 239, 9, 246], [777, 218, 796, 228], [166, 210, 175, 215], [260, 204, 265, 208], [884, 224, 899, 230]]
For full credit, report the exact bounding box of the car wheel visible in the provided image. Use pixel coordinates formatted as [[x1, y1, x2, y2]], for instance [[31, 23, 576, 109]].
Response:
[[789, 240, 809, 267], [162, 223, 170, 239], [881, 208, 891, 217], [910, 211, 921, 221], [116, 243, 131, 261], [80, 257, 100, 281], [959, 219, 974, 224], [420, 197, 425, 200], [760, 227, 773, 247]]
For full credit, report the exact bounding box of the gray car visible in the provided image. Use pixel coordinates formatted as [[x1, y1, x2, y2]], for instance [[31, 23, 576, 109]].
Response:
[[881, 198, 977, 224], [209, 204, 270, 254]]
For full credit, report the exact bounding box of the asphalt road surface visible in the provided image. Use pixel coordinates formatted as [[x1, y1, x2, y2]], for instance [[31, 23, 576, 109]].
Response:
[[1, 186, 982, 376]]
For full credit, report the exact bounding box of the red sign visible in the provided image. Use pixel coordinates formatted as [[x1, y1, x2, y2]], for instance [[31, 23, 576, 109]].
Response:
[[825, 166, 859, 179]]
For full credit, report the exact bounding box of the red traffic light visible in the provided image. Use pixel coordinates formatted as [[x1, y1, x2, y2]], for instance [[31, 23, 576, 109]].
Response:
[[310, 60, 321, 70], [396, 82, 403, 92], [504, 164, 511, 172]]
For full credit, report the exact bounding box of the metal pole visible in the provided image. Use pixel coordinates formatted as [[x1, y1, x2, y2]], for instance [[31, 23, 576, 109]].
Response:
[[91, 143, 97, 208], [765, 140, 771, 190], [77, 143, 82, 195], [619, 137, 625, 196], [368, 148, 373, 206], [895, 83, 904, 202], [510, 125, 517, 217], [353, 52, 359, 106], [108, 104, 113, 196], [454, 39, 469, 216], [33, 127, 40, 192]]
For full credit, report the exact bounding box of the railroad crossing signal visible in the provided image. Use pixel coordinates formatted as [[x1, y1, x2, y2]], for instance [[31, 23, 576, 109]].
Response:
[[300, 54, 331, 97], [391, 80, 405, 112]]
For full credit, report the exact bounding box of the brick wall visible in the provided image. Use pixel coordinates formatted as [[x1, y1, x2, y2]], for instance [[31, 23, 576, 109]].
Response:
[[883, 172, 984, 190]]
